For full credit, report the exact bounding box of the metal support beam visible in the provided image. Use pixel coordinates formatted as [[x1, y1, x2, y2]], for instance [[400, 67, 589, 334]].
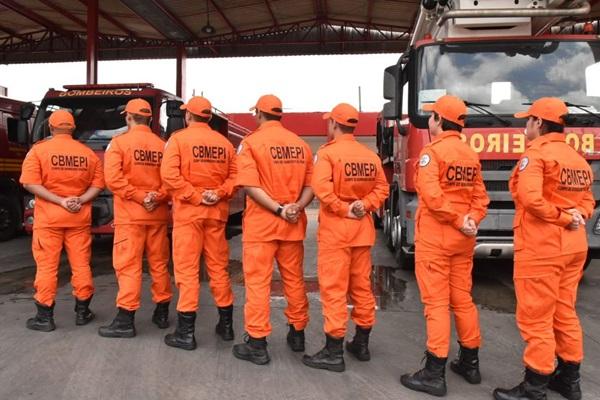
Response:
[[78, 0, 137, 38], [37, 0, 87, 29], [0, 0, 71, 36], [264, 0, 278, 27], [209, 0, 238, 35], [367, 0, 375, 25], [176, 44, 186, 99], [152, 0, 200, 40], [86, 0, 98, 84]]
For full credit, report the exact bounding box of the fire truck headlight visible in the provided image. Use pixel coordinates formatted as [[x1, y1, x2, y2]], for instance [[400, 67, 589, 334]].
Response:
[[422, 0, 437, 10], [26, 216, 34, 225], [26, 199, 35, 210]]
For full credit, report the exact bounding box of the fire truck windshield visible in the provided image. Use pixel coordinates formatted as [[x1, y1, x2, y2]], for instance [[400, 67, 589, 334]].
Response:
[[417, 40, 600, 123], [32, 96, 151, 144]]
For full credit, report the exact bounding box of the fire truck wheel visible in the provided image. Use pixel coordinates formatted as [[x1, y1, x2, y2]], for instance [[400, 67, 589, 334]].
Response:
[[0, 195, 19, 242], [583, 252, 592, 271], [396, 230, 414, 270]]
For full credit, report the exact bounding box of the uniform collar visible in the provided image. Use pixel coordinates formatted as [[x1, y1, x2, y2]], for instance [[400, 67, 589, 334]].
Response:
[[258, 120, 282, 130], [333, 134, 356, 144], [129, 124, 153, 134], [529, 132, 565, 146], [51, 133, 74, 140], [188, 121, 210, 129], [432, 130, 461, 144]]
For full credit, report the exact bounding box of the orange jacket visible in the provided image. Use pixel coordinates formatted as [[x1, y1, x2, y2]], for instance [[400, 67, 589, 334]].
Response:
[[415, 131, 489, 254], [236, 120, 313, 242], [160, 122, 237, 225], [510, 133, 594, 261], [19, 134, 104, 228], [312, 134, 389, 249], [104, 125, 168, 225]]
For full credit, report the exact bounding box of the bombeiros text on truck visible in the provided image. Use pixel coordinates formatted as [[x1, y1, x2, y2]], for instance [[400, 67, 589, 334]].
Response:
[[377, 0, 600, 270]]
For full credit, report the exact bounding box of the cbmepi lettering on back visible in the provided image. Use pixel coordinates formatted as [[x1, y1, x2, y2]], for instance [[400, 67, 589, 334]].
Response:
[[446, 165, 477, 182], [192, 145, 226, 161], [134, 149, 162, 164], [269, 145, 305, 160], [50, 154, 88, 169], [344, 162, 376, 177]]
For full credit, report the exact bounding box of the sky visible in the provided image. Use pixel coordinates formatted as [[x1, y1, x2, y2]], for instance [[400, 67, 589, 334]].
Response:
[[0, 53, 400, 113]]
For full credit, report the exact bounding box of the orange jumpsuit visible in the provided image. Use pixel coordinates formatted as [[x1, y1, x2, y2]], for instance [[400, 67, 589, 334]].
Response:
[[509, 133, 594, 374], [236, 120, 313, 338], [104, 124, 172, 311], [311, 134, 389, 338], [19, 134, 104, 306], [414, 130, 489, 358], [161, 122, 237, 312]]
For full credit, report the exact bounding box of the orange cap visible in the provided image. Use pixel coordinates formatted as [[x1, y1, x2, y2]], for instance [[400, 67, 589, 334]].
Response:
[[48, 109, 76, 129], [323, 103, 359, 127], [250, 94, 283, 116], [180, 96, 212, 118], [514, 97, 568, 125], [422, 95, 467, 127], [121, 98, 152, 117]]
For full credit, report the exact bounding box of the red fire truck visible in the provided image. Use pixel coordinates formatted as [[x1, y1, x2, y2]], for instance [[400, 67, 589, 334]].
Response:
[[378, 0, 600, 269], [0, 95, 34, 240], [23, 83, 248, 234]]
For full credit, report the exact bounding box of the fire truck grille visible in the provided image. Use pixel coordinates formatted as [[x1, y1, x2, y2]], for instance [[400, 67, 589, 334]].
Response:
[[480, 160, 517, 171], [484, 180, 509, 191]]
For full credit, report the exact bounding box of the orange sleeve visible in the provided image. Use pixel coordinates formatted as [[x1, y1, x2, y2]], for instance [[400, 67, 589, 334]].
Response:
[[104, 139, 145, 203], [153, 185, 170, 204], [160, 137, 203, 205], [235, 140, 261, 187], [468, 161, 489, 225], [362, 158, 389, 212], [415, 150, 464, 229], [215, 144, 238, 199], [516, 151, 572, 227], [303, 144, 314, 186], [311, 150, 349, 217], [90, 152, 105, 190], [19, 147, 42, 185]]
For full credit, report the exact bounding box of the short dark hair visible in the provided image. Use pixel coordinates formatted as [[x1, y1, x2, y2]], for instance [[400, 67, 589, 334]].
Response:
[[334, 121, 355, 134], [540, 118, 565, 134], [433, 112, 463, 133], [259, 111, 282, 121], [190, 112, 211, 123], [131, 114, 151, 126]]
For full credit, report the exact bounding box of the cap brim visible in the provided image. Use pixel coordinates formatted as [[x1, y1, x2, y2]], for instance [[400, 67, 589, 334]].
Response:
[[514, 111, 530, 119], [422, 103, 435, 112], [322, 112, 331, 120], [180, 104, 187, 110]]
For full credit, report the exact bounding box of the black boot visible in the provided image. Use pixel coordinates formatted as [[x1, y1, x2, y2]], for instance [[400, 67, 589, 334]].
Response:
[[548, 357, 582, 400], [26, 302, 56, 332], [302, 335, 345, 372], [232, 335, 270, 365], [152, 302, 170, 329], [164, 312, 197, 350], [98, 308, 136, 338], [346, 325, 371, 361], [287, 324, 305, 352], [400, 351, 447, 397], [450, 343, 481, 384], [215, 305, 234, 341], [493, 368, 551, 400], [74, 296, 95, 326]]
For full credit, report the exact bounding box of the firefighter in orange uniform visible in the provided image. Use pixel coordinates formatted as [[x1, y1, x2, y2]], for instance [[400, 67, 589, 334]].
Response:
[[161, 96, 237, 350], [302, 103, 389, 372], [401, 95, 489, 397], [19, 109, 104, 332], [494, 98, 593, 400], [232, 94, 314, 365], [98, 98, 173, 339]]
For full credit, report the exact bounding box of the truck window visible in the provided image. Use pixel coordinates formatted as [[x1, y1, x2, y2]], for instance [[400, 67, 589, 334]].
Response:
[[6, 116, 18, 143]]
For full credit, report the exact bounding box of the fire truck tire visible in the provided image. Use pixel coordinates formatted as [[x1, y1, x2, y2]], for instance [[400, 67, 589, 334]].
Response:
[[396, 230, 414, 270], [583, 252, 592, 271], [0, 195, 19, 242]]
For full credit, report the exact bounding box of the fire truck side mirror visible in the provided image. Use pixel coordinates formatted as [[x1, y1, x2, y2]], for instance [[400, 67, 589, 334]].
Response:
[[20, 102, 35, 120], [166, 100, 184, 118], [383, 65, 401, 120]]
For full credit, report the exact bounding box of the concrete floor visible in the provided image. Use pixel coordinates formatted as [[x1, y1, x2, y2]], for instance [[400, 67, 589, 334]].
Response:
[[1, 210, 599, 400]]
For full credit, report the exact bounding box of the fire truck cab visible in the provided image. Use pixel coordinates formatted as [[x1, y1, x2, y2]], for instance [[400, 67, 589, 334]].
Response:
[[24, 83, 248, 234], [379, 0, 600, 269]]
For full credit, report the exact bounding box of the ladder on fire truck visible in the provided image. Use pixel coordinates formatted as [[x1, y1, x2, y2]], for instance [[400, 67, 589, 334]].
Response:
[[410, 0, 592, 48]]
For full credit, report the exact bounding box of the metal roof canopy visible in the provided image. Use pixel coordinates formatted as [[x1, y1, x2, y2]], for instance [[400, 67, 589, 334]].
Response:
[[0, 0, 418, 64], [1, 0, 600, 97]]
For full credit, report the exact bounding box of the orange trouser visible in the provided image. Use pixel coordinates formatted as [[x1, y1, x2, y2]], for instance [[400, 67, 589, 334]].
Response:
[[113, 224, 172, 311], [32, 226, 94, 306], [514, 251, 586, 374], [243, 240, 309, 338], [415, 252, 481, 358], [173, 219, 233, 312], [317, 246, 376, 338]]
